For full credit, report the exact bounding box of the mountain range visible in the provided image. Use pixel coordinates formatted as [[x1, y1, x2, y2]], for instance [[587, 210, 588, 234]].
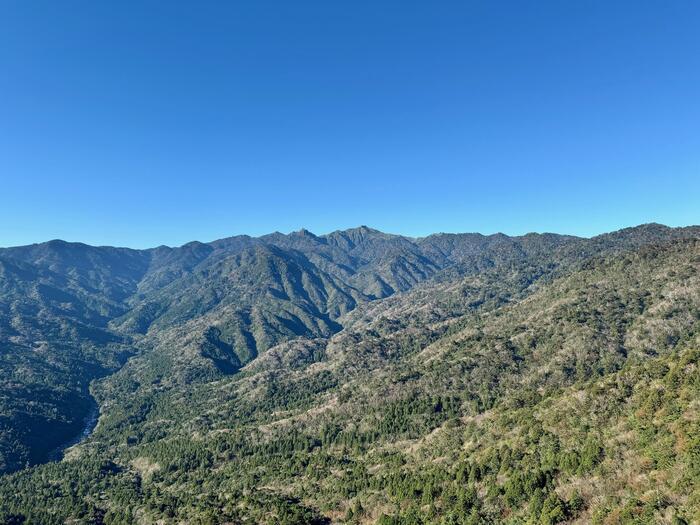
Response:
[[0, 223, 699, 524]]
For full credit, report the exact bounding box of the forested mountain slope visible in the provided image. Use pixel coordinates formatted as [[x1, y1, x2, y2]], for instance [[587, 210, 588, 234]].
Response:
[[0, 225, 698, 525], [0, 226, 581, 473], [0, 253, 134, 472]]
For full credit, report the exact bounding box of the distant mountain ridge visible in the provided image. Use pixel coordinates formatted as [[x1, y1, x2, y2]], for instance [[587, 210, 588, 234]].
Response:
[[1, 223, 700, 523], [0, 223, 698, 473]]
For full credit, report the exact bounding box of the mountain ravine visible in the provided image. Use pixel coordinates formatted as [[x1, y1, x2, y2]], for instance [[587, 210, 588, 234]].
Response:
[[0, 223, 699, 525]]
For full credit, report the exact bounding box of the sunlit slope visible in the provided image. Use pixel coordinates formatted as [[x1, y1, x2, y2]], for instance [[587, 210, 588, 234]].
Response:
[[0, 234, 697, 524]]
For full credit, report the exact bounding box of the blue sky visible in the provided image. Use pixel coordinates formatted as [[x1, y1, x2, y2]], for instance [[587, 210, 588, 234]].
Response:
[[1, 1, 699, 248]]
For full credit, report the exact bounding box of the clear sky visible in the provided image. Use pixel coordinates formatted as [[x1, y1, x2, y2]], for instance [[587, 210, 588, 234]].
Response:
[[1, 1, 699, 248]]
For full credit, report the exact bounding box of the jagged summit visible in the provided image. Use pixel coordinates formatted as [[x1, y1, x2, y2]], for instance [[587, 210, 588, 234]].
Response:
[[8, 222, 699, 254]]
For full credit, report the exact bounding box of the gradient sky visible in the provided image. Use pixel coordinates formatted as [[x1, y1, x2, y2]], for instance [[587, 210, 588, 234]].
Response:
[[1, 1, 699, 248]]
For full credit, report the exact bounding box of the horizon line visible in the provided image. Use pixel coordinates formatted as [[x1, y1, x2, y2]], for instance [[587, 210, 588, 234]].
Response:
[[2, 221, 697, 251]]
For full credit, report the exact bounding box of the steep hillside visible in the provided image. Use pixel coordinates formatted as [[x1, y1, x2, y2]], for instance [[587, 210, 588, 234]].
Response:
[[0, 226, 581, 475], [0, 229, 698, 524], [0, 255, 133, 472]]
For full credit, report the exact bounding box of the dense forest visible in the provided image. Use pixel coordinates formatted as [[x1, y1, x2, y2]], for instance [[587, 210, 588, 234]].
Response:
[[0, 224, 698, 524]]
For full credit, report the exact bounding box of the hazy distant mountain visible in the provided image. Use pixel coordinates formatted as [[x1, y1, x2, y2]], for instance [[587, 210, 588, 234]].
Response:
[[0, 224, 699, 524]]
